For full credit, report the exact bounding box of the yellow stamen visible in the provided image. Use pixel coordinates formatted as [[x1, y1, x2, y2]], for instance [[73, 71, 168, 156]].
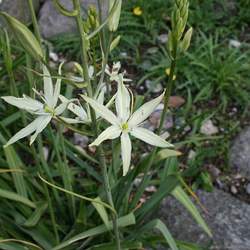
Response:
[[121, 122, 129, 131], [44, 105, 55, 115]]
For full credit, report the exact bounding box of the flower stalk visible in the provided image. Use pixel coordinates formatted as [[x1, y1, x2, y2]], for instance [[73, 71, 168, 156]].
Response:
[[73, 1, 121, 248]]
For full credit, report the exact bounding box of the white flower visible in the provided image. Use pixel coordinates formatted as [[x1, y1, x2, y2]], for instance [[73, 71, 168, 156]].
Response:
[[59, 84, 113, 124], [1, 64, 69, 146], [69, 65, 94, 83], [105, 61, 131, 82], [81, 75, 173, 176]]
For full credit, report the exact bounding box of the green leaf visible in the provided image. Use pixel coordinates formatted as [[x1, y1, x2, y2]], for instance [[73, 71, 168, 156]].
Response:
[[52, 0, 78, 17], [136, 175, 179, 221], [171, 186, 212, 237], [92, 197, 110, 230], [0, 133, 27, 197], [133, 219, 178, 250], [52, 213, 136, 250], [23, 202, 48, 227], [0, 239, 42, 250], [88, 241, 143, 250], [38, 174, 116, 214], [0, 188, 36, 208], [0, 12, 44, 60]]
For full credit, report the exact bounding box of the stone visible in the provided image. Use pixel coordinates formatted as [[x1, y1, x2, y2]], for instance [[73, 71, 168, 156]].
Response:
[[200, 119, 219, 136], [73, 133, 89, 148], [156, 188, 250, 249], [143, 104, 173, 132], [145, 80, 162, 93], [0, 0, 40, 25], [157, 33, 168, 44], [230, 127, 250, 178], [38, 0, 108, 39], [245, 183, 250, 195], [229, 39, 241, 48]]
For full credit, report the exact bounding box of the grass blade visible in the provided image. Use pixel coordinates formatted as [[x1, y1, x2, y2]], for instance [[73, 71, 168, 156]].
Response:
[[52, 213, 136, 250], [171, 186, 212, 237], [0, 188, 36, 208]]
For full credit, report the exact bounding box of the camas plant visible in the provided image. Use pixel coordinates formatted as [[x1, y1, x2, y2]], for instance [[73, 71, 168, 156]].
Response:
[[0, 0, 211, 249]]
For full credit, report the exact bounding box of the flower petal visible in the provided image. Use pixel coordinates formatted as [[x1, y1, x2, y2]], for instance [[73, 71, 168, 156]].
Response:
[[81, 95, 120, 126], [52, 62, 63, 108], [59, 117, 85, 124], [43, 64, 54, 107], [2, 95, 43, 112], [97, 85, 106, 105], [115, 74, 131, 122], [130, 127, 173, 148], [30, 115, 52, 145], [121, 132, 132, 176], [55, 100, 73, 116], [59, 95, 88, 120], [89, 125, 121, 147], [128, 91, 165, 127], [4, 116, 44, 147]]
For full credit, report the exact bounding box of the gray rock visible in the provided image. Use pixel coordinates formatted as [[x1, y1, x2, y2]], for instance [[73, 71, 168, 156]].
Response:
[[0, 0, 40, 24], [157, 188, 250, 249], [38, 0, 108, 39], [246, 183, 250, 195], [230, 127, 250, 178], [143, 104, 173, 132]]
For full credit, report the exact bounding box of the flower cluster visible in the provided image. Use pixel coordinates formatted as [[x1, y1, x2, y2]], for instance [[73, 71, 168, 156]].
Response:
[[2, 62, 173, 175]]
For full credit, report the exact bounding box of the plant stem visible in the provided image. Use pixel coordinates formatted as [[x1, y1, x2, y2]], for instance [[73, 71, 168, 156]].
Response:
[[37, 136, 60, 244], [73, 1, 121, 248], [130, 46, 178, 210], [73, 0, 92, 97], [27, 0, 42, 45], [99, 147, 121, 250]]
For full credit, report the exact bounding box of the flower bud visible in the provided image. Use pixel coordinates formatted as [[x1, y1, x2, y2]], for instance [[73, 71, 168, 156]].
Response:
[[0, 12, 44, 60], [108, 0, 122, 32]]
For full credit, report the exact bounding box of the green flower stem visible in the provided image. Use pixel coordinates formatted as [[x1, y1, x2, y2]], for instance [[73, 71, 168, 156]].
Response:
[[73, 0, 93, 97], [27, 0, 42, 46], [98, 147, 121, 250], [58, 124, 76, 219], [49, 126, 75, 221], [95, 33, 113, 98], [158, 54, 177, 132], [37, 136, 60, 244], [130, 45, 178, 211], [73, 1, 121, 248]]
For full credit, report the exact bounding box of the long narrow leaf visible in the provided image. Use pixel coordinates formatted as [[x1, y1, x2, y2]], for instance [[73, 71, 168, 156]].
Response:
[[23, 202, 48, 227], [171, 186, 212, 237], [38, 174, 116, 214], [132, 219, 178, 250], [92, 197, 110, 229], [0, 133, 27, 197], [52, 213, 136, 250], [0, 188, 36, 208]]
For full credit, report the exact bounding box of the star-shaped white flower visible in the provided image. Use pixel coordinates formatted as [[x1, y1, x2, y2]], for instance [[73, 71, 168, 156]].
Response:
[[2, 64, 69, 147], [81, 75, 173, 175], [59, 84, 114, 124], [105, 61, 131, 83]]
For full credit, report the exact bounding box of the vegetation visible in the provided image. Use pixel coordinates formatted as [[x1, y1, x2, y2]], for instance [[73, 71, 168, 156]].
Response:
[[0, 0, 249, 249]]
